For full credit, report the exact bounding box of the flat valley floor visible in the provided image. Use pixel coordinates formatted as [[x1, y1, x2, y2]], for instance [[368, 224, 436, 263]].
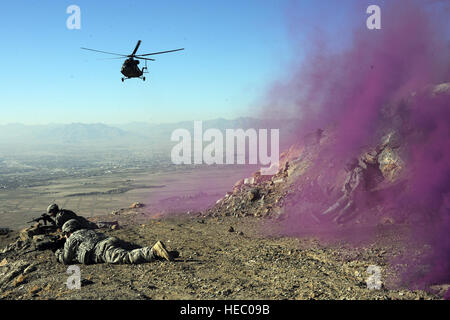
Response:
[[0, 165, 255, 230]]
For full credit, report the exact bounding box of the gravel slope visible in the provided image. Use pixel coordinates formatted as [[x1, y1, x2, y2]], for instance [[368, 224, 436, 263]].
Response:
[[0, 214, 444, 300]]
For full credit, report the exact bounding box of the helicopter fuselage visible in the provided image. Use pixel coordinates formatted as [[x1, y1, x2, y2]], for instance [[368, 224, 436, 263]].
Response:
[[121, 58, 144, 78]]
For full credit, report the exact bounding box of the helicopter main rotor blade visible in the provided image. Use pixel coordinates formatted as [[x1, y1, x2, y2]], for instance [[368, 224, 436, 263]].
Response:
[[97, 56, 156, 61], [135, 57, 156, 61], [137, 48, 184, 56], [131, 40, 142, 56], [81, 47, 129, 57], [97, 57, 127, 60]]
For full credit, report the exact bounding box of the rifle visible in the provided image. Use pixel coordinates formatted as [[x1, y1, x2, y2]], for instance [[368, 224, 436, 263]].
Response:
[[36, 235, 66, 252], [27, 213, 56, 226], [24, 235, 66, 254]]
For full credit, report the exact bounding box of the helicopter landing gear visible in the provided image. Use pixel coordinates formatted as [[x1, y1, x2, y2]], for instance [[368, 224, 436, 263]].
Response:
[[121, 77, 124, 82], [143, 77, 146, 81]]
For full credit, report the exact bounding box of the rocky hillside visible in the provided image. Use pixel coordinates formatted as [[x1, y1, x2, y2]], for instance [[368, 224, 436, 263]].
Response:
[[206, 83, 449, 228]]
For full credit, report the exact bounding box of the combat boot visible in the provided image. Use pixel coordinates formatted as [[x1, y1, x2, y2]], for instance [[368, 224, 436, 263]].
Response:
[[152, 241, 173, 261]]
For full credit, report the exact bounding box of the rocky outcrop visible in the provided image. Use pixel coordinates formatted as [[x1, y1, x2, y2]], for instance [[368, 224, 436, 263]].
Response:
[[206, 83, 449, 224], [0, 259, 30, 289]]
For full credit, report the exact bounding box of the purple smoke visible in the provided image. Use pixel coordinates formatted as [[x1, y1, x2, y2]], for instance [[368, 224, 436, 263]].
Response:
[[260, 0, 449, 288]]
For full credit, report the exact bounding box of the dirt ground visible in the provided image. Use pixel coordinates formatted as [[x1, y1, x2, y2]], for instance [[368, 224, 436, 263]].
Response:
[[0, 212, 445, 300]]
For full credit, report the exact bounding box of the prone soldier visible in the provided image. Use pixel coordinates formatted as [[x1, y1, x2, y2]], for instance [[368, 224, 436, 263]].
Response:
[[55, 219, 174, 265], [46, 203, 98, 230], [19, 204, 99, 252]]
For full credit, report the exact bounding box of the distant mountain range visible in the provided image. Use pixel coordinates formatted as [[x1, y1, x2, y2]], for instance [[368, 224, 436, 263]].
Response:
[[0, 123, 138, 146], [0, 117, 300, 149]]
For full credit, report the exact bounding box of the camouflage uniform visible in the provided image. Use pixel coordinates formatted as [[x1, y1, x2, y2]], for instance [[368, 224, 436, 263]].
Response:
[[55, 229, 156, 265], [47, 204, 98, 230], [54, 209, 97, 229]]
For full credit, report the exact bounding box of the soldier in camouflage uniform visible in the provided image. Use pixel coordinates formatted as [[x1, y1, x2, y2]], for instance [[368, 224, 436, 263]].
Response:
[[47, 204, 98, 230], [55, 219, 172, 265]]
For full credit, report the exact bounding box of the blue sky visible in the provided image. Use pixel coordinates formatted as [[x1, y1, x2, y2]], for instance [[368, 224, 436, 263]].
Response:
[[0, 0, 397, 124]]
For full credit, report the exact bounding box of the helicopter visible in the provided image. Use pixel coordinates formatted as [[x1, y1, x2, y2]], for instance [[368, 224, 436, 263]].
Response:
[[81, 40, 184, 82]]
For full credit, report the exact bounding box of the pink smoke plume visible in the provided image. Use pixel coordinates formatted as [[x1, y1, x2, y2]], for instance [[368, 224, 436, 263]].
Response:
[[261, 0, 449, 288]]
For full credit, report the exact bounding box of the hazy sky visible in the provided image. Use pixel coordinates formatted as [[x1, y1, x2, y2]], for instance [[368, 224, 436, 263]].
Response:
[[1, 0, 392, 125]]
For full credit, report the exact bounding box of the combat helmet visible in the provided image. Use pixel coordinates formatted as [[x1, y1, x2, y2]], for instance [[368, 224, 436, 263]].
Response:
[[62, 219, 82, 234], [47, 203, 59, 215]]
